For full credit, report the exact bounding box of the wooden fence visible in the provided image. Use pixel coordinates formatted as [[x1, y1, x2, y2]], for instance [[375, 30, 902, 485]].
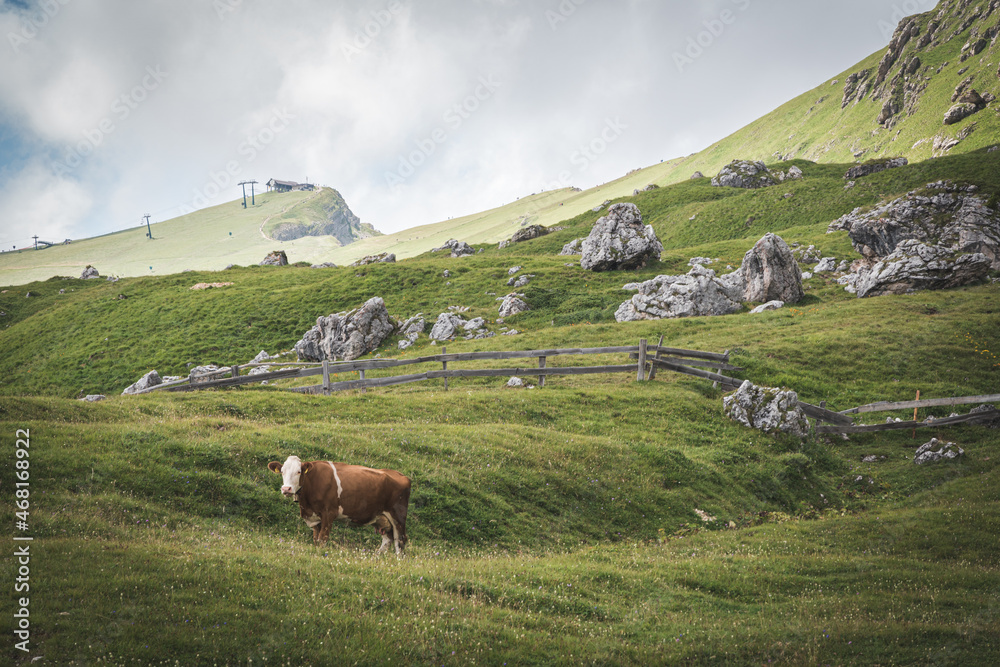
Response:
[[811, 393, 1000, 434], [137, 337, 744, 396]]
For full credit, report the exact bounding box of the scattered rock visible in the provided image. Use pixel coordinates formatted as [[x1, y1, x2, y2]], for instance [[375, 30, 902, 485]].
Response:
[[251, 350, 273, 364], [914, 438, 964, 465], [190, 282, 234, 290], [580, 203, 662, 271], [814, 257, 837, 273], [123, 370, 162, 395], [507, 274, 534, 288], [944, 102, 980, 124], [259, 250, 288, 267], [507, 266, 522, 276], [711, 160, 776, 189], [350, 252, 396, 266], [844, 157, 907, 180], [311, 262, 338, 269], [497, 293, 530, 318], [970, 404, 1000, 428], [750, 300, 784, 314], [688, 257, 717, 267], [399, 314, 425, 343], [506, 377, 524, 388], [723, 380, 810, 438], [690, 171, 705, 179], [429, 313, 465, 341], [80, 394, 106, 402], [443, 270, 450, 278], [294, 297, 396, 361], [80, 266, 100, 280]]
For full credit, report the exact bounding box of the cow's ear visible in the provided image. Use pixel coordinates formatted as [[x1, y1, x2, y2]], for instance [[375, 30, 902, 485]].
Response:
[[268, 461, 282, 474], [301, 462, 313, 474]]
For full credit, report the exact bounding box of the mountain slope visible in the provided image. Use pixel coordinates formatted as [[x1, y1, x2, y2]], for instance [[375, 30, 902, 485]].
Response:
[[263, 187, 380, 244]]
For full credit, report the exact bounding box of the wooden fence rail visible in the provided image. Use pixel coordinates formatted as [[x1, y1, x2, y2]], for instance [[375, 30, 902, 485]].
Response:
[[138, 342, 739, 396]]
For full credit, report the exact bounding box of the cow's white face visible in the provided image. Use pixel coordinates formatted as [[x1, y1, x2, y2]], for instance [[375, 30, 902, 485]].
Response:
[[270, 456, 303, 497]]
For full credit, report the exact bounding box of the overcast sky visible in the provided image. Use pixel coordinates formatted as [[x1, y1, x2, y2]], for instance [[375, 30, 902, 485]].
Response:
[[0, 0, 938, 249]]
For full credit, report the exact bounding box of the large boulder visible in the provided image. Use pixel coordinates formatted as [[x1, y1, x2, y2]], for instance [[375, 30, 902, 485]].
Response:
[[738, 233, 804, 304], [711, 160, 776, 189], [723, 380, 810, 438], [260, 250, 288, 266], [580, 203, 662, 271], [80, 266, 100, 280], [614, 265, 744, 322], [294, 297, 396, 362], [429, 313, 465, 341], [914, 438, 964, 465], [497, 293, 530, 318], [123, 370, 162, 395], [559, 239, 583, 256]]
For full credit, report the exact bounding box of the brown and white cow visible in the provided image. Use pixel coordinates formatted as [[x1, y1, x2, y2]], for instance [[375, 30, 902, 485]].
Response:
[[268, 455, 411, 555]]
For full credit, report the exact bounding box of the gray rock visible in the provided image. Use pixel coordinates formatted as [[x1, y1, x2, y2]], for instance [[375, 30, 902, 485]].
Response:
[[854, 241, 990, 298], [499, 225, 551, 249], [794, 245, 822, 264], [739, 233, 804, 304], [801, 272, 814, 280], [690, 171, 705, 179], [507, 274, 534, 288], [80, 394, 106, 402], [429, 313, 466, 341], [914, 438, 964, 465], [506, 376, 524, 388], [248, 366, 272, 376], [750, 300, 784, 314], [614, 265, 744, 322], [443, 269, 450, 278], [580, 203, 662, 271], [433, 239, 475, 257], [711, 160, 776, 189], [259, 250, 288, 266], [350, 252, 395, 266], [399, 314, 425, 342], [251, 350, 273, 364], [310, 262, 338, 269], [80, 266, 100, 280], [723, 380, 810, 438], [123, 370, 162, 395], [507, 266, 522, 276], [294, 297, 396, 361], [844, 157, 907, 180], [970, 404, 1000, 428], [814, 257, 837, 273], [559, 239, 583, 256], [397, 339, 413, 351], [944, 102, 980, 125], [688, 257, 717, 267], [497, 293, 530, 318]]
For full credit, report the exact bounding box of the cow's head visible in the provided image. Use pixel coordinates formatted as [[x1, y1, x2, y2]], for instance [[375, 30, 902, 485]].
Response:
[[268, 456, 313, 498]]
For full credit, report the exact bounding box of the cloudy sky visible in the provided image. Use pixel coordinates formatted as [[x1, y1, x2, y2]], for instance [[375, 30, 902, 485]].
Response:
[[0, 0, 937, 249]]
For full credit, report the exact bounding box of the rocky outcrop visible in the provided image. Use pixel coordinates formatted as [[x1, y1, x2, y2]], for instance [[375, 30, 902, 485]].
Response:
[[294, 297, 396, 362], [723, 380, 810, 438], [123, 370, 162, 395], [429, 313, 465, 341], [830, 181, 1000, 269], [711, 160, 776, 189], [433, 239, 475, 257], [844, 157, 907, 180], [397, 314, 425, 349], [350, 252, 395, 266], [580, 203, 662, 271], [260, 250, 288, 266], [614, 265, 744, 322], [914, 438, 964, 465], [80, 266, 100, 280], [497, 293, 530, 318], [499, 225, 551, 249], [507, 274, 534, 288], [739, 233, 804, 304], [853, 241, 990, 298]]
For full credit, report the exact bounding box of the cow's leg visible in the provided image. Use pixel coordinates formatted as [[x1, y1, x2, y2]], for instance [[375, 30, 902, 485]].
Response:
[[389, 488, 410, 554], [316, 514, 333, 546], [383, 511, 406, 556], [375, 531, 392, 555]]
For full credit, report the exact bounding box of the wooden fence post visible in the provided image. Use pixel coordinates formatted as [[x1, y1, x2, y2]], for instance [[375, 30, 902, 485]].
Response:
[[322, 360, 330, 396], [539, 355, 546, 388], [360, 370, 366, 394], [442, 347, 448, 391], [648, 335, 664, 381], [231, 365, 239, 379], [637, 339, 647, 382]]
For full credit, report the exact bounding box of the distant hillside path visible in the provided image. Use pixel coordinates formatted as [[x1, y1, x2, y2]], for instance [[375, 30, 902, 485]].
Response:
[[259, 191, 323, 241]]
